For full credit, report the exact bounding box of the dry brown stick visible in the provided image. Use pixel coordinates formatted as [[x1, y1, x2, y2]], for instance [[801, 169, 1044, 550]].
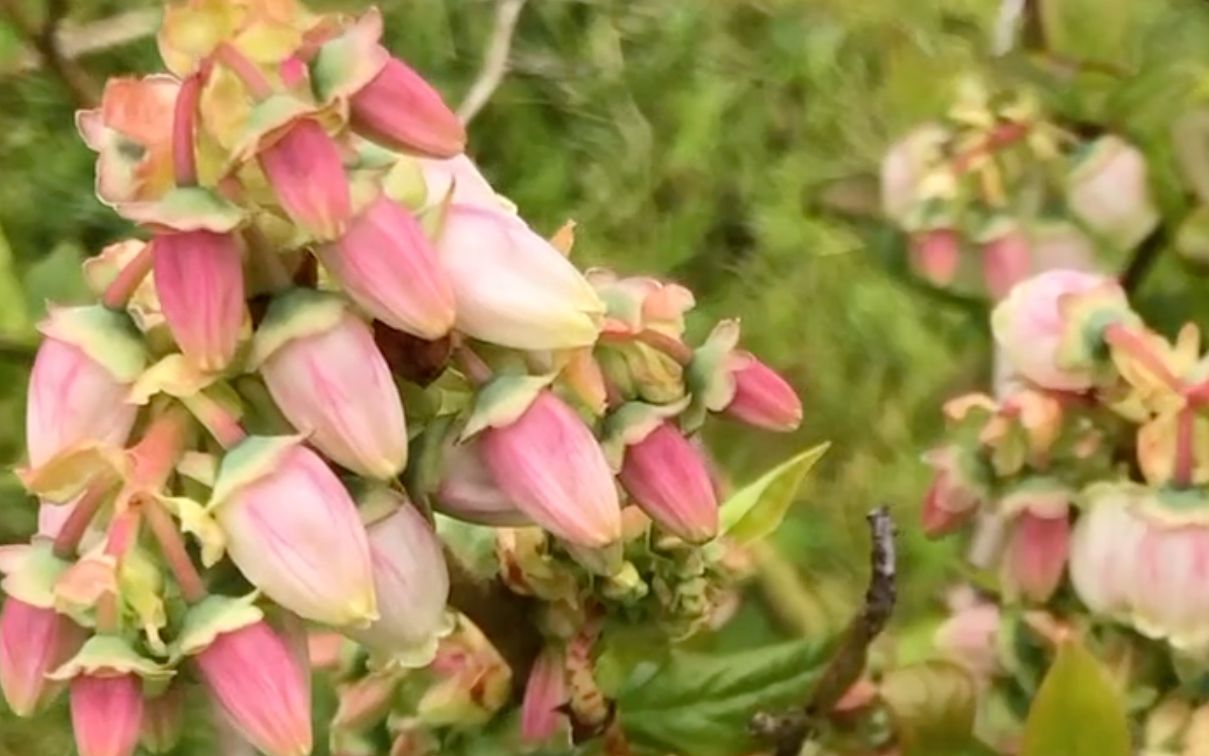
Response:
[[750, 506, 898, 756], [457, 0, 527, 124], [0, 0, 99, 106]]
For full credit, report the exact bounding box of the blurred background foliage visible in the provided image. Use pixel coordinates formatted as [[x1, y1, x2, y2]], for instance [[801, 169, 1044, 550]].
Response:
[[0, 0, 1153, 751]]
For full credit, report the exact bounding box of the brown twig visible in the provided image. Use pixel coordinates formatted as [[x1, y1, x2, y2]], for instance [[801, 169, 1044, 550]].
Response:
[[457, 0, 527, 124], [750, 506, 898, 756], [0, 0, 98, 106]]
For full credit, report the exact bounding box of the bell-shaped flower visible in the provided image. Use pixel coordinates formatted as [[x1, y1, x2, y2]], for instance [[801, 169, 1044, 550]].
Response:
[[1066, 136, 1160, 251], [195, 620, 313, 756], [998, 483, 1073, 603], [210, 436, 377, 626], [992, 269, 1136, 391], [437, 205, 605, 351], [259, 118, 350, 241], [435, 441, 531, 527], [617, 421, 718, 543], [70, 673, 144, 756], [933, 594, 1000, 684], [909, 228, 962, 288], [27, 306, 146, 471], [316, 194, 455, 340], [723, 352, 803, 432], [346, 489, 449, 660], [478, 391, 621, 547], [152, 230, 245, 372], [981, 227, 1032, 300], [520, 646, 569, 745], [350, 54, 466, 158], [920, 446, 987, 537], [0, 599, 85, 716], [1071, 483, 1209, 654], [250, 290, 408, 479]]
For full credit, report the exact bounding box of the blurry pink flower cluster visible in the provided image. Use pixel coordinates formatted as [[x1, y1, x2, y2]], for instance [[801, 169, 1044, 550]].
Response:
[[880, 85, 1158, 301], [0, 1, 804, 754], [924, 267, 1209, 657]]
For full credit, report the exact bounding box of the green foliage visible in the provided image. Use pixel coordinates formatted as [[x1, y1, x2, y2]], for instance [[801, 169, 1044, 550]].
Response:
[[614, 636, 838, 755], [719, 441, 829, 542], [1020, 640, 1132, 756]]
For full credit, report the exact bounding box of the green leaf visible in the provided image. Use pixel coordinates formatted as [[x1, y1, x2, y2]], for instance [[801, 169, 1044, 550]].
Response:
[[617, 637, 837, 756], [1020, 640, 1131, 756], [881, 661, 992, 756], [23, 243, 90, 319], [1038, 0, 1131, 63], [719, 442, 829, 543]]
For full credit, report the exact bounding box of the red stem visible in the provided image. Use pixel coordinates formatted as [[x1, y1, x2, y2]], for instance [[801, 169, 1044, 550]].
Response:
[[101, 241, 156, 311], [214, 42, 273, 100], [172, 70, 203, 186], [141, 495, 207, 604], [130, 408, 190, 489], [1175, 407, 1195, 488], [51, 482, 113, 559], [183, 392, 247, 449], [952, 122, 1031, 174]]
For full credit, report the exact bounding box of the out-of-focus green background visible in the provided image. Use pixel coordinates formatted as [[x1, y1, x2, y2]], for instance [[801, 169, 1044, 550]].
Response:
[[0, 0, 998, 751]]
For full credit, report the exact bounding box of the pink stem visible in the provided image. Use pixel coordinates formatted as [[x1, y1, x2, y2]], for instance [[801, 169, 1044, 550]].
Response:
[[51, 481, 113, 559], [141, 495, 207, 604], [1175, 407, 1195, 488], [183, 392, 247, 449], [599, 329, 695, 366], [101, 241, 156, 310], [172, 70, 203, 186], [455, 344, 493, 385], [214, 42, 273, 100], [130, 408, 190, 489], [1103, 323, 1183, 392], [95, 593, 119, 634]]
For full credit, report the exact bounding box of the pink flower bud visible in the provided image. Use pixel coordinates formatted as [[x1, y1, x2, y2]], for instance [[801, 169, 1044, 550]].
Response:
[[479, 392, 622, 547], [991, 269, 1119, 391], [26, 337, 138, 469], [153, 230, 245, 372], [920, 447, 984, 538], [317, 194, 455, 340], [70, 673, 143, 756], [909, 229, 961, 287], [437, 205, 604, 350], [520, 647, 569, 745], [257, 300, 408, 479], [1002, 511, 1070, 603], [350, 54, 466, 158], [723, 353, 803, 432], [259, 119, 350, 241], [0, 599, 84, 716], [141, 683, 185, 754], [195, 621, 312, 756], [215, 441, 377, 626], [982, 230, 1032, 300], [347, 493, 449, 658], [1067, 136, 1159, 251], [618, 422, 718, 543], [434, 441, 531, 527], [934, 601, 1000, 682]]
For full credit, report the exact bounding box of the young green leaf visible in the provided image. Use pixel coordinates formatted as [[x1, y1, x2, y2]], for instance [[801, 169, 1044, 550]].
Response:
[[1020, 640, 1131, 756], [719, 442, 829, 543]]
